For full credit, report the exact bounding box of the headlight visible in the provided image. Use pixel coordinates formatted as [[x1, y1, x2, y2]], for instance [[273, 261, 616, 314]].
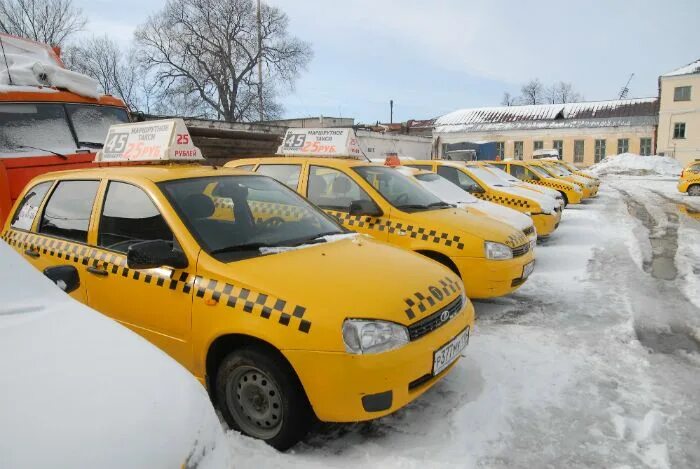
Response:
[[484, 241, 513, 260], [342, 319, 409, 354], [525, 211, 532, 216]]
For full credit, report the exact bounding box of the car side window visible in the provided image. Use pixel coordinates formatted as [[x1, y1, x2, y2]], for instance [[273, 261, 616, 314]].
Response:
[[437, 166, 482, 192], [39, 180, 100, 243], [510, 165, 537, 181], [690, 164, 700, 173], [98, 182, 174, 253], [10, 181, 53, 230], [256, 164, 302, 190], [307, 166, 373, 212]]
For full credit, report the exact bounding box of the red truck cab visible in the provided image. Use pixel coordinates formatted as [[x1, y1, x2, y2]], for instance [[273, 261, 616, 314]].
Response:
[[0, 35, 129, 224]]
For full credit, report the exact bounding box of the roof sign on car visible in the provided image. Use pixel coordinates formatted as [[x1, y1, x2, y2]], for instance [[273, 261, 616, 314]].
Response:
[[276, 128, 366, 159], [94, 118, 204, 163]]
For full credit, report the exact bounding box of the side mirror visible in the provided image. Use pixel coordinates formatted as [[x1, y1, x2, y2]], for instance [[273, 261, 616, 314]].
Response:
[[467, 184, 485, 194], [349, 199, 382, 217], [43, 265, 80, 294], [127, 240, 188, 270]]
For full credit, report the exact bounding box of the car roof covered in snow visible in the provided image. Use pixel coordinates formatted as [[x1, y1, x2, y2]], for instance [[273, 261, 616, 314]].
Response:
[[0, 241, 229, 467]]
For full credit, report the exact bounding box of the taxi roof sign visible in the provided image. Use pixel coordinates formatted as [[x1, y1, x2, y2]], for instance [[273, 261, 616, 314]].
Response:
[[277, 128, 365, 159], [95, 119, 204, 163]]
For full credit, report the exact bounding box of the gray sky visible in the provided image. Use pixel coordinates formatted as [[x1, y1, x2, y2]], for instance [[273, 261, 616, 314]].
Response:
[[74, 0, 700, 123]]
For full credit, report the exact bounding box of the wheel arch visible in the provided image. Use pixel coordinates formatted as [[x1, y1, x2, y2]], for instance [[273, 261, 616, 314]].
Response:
[[415, 249, 461, 277]]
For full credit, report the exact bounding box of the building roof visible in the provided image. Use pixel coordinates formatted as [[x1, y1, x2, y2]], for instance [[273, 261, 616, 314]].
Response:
[[434, 97, 659, 134], [661, 59, 700, 77]]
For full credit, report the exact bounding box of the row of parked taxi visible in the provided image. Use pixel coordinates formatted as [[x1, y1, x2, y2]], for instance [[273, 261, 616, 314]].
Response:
[[1, 121, 600, 451]]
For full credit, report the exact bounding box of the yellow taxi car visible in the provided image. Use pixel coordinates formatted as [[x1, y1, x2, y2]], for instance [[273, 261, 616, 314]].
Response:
[[226, 154, 536, 299], [2, 121, 474, 450], [531, 160, 599, 198], [488, 160, 584, 206], [678, 160, 700, 196], [402, 159, 561, 238], [555, 160, 601, 184]]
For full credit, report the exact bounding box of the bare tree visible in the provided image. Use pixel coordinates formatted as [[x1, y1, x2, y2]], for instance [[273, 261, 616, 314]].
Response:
[[0, 0, 86, 47], [519, 79, 544, 105], [63, 36, 142, 111], [501, 92, 515, 106], [134, 0, 312, 122], [546, 81, 583, 104]]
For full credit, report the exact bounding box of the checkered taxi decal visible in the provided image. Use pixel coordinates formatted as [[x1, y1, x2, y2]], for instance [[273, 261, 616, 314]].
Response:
[[529, 180, 572, 192], [1, 229, 312, 334], [472, 192, 531, 209], [326, 210, 466, 250], [403, 276, 461, 319]]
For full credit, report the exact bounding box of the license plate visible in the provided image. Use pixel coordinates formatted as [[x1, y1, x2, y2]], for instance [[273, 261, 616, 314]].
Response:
[[433, 327, 470, 375], [523, 260, 535, 279]]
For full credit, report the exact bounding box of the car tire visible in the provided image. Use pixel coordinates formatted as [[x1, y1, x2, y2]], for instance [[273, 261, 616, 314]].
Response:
[[688, 184, 700, 197], [215, 347, 313, 451]]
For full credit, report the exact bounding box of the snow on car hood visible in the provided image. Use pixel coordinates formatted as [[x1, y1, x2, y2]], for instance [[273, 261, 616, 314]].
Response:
[[496, 186, 557, 214], [0, 243, 231, 468], [465, 200, 533, 231]]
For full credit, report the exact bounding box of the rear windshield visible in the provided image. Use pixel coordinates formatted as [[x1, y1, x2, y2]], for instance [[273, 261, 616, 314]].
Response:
[[0, 103, 128, 157]]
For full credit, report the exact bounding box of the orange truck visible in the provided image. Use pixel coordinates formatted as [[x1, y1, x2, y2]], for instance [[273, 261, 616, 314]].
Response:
[[0, 34, 129, 224]]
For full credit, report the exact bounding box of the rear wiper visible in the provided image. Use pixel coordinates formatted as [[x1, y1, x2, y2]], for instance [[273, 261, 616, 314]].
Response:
[[210, 242, 277, 255], [78, 141, 104, 149], [16, 145, 67, 159]]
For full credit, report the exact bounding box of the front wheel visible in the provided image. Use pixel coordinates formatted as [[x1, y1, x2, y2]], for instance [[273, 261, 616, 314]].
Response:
[[688, 184, 700, 197], [558, 191, 569, 207], [215, 348, 313, 450]]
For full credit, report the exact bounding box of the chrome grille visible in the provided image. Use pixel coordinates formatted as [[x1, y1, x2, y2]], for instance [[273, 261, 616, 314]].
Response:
[[511, 242, 531, 257], [522, 225, 535, 237], [407, 296, 463, 341]]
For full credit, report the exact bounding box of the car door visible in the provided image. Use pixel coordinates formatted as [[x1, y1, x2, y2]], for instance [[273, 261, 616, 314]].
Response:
[[10, 179, 101, 303], [304, 164, 389, 241], [84, 180, 194, 369]]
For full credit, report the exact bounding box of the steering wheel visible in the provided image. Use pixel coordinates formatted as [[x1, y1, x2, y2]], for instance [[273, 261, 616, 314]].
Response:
[[395, 193, 409, 205], [260, 216, 285, 229]]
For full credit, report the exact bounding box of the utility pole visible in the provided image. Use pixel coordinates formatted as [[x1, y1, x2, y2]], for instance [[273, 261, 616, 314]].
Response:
[[257, 0, 264, 121], [390, 100, 394, 124]]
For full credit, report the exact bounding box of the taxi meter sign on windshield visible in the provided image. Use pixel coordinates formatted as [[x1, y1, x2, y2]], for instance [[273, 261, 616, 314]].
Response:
[[277, 128, 365, 159], [95, 119, 204, 162]]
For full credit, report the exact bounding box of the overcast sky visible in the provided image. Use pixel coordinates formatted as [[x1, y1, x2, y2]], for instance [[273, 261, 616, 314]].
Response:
[[75, 0, 700, 123]]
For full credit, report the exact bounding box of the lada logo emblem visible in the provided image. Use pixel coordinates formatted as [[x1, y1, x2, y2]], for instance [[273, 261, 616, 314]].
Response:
[[440, 310, 451, 323]]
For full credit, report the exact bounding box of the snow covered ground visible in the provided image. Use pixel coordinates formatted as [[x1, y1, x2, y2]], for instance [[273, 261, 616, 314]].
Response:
[[222, 176, 700, 468]]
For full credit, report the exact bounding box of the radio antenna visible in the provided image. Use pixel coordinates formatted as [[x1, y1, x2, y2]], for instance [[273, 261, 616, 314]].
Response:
[[0, 35, 13, 85]]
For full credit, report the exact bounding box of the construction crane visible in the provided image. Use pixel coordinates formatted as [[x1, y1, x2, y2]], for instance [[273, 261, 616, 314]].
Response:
[[618, 73, 634, 99]]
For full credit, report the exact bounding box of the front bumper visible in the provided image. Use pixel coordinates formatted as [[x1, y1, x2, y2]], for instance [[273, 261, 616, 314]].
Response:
[[532, 212, 559, 237], [456, 249, 536, 298], [283, 301, 474, 422]]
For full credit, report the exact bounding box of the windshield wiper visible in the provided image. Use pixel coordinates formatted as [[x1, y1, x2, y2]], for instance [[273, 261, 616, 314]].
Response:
[[15, 145, 67, 159], [210, 242, 277, 255], [396, 204, 430, 211], [287, 231, 344, 246], [78, 141, 104, 149], [427, 201, 455, 208]]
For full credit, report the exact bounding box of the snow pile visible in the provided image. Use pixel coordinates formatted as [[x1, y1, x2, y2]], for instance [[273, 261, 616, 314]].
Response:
[[589, 153, 683, 177], [0, 34, 99, 98]]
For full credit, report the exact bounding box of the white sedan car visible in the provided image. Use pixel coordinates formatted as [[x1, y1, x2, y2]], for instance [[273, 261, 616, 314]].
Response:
[[0, 241, 232, 468]]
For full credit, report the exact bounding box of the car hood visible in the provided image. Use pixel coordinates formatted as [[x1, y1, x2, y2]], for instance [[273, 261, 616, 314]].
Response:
[[0, 244, 231, 469], [462, 200, 533, 232], [493, 185, 557, 214]]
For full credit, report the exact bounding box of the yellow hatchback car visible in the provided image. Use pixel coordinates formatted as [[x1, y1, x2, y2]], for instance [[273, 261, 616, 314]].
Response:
[[488, 160, 584, 206], [403, 160, 561, 238], [227, 157, 536, 299], [532, 161, 599, 198], [3, 128, 475, 450], [678, 160, 700, 196]]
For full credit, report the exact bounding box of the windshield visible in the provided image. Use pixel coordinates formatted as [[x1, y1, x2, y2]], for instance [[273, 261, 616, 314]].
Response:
[[549, 163, 572, 176], [528, 165, 552, 178], [159, 175, 344, 261], [0, 103, 128, 157], [353, 166, 449, 212], [482, 165, 521, 183], [466, 166, 512, 187], [414, 173, 478, 204]]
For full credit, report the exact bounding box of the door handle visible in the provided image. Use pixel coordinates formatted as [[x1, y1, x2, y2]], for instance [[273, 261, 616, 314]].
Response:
[[24, 248, 40, 258], [87, 266, 108, 276]]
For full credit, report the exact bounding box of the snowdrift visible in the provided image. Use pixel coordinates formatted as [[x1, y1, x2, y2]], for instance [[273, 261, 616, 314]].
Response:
[[0, 34, 99, 98], [589, 153, 683, 177]]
